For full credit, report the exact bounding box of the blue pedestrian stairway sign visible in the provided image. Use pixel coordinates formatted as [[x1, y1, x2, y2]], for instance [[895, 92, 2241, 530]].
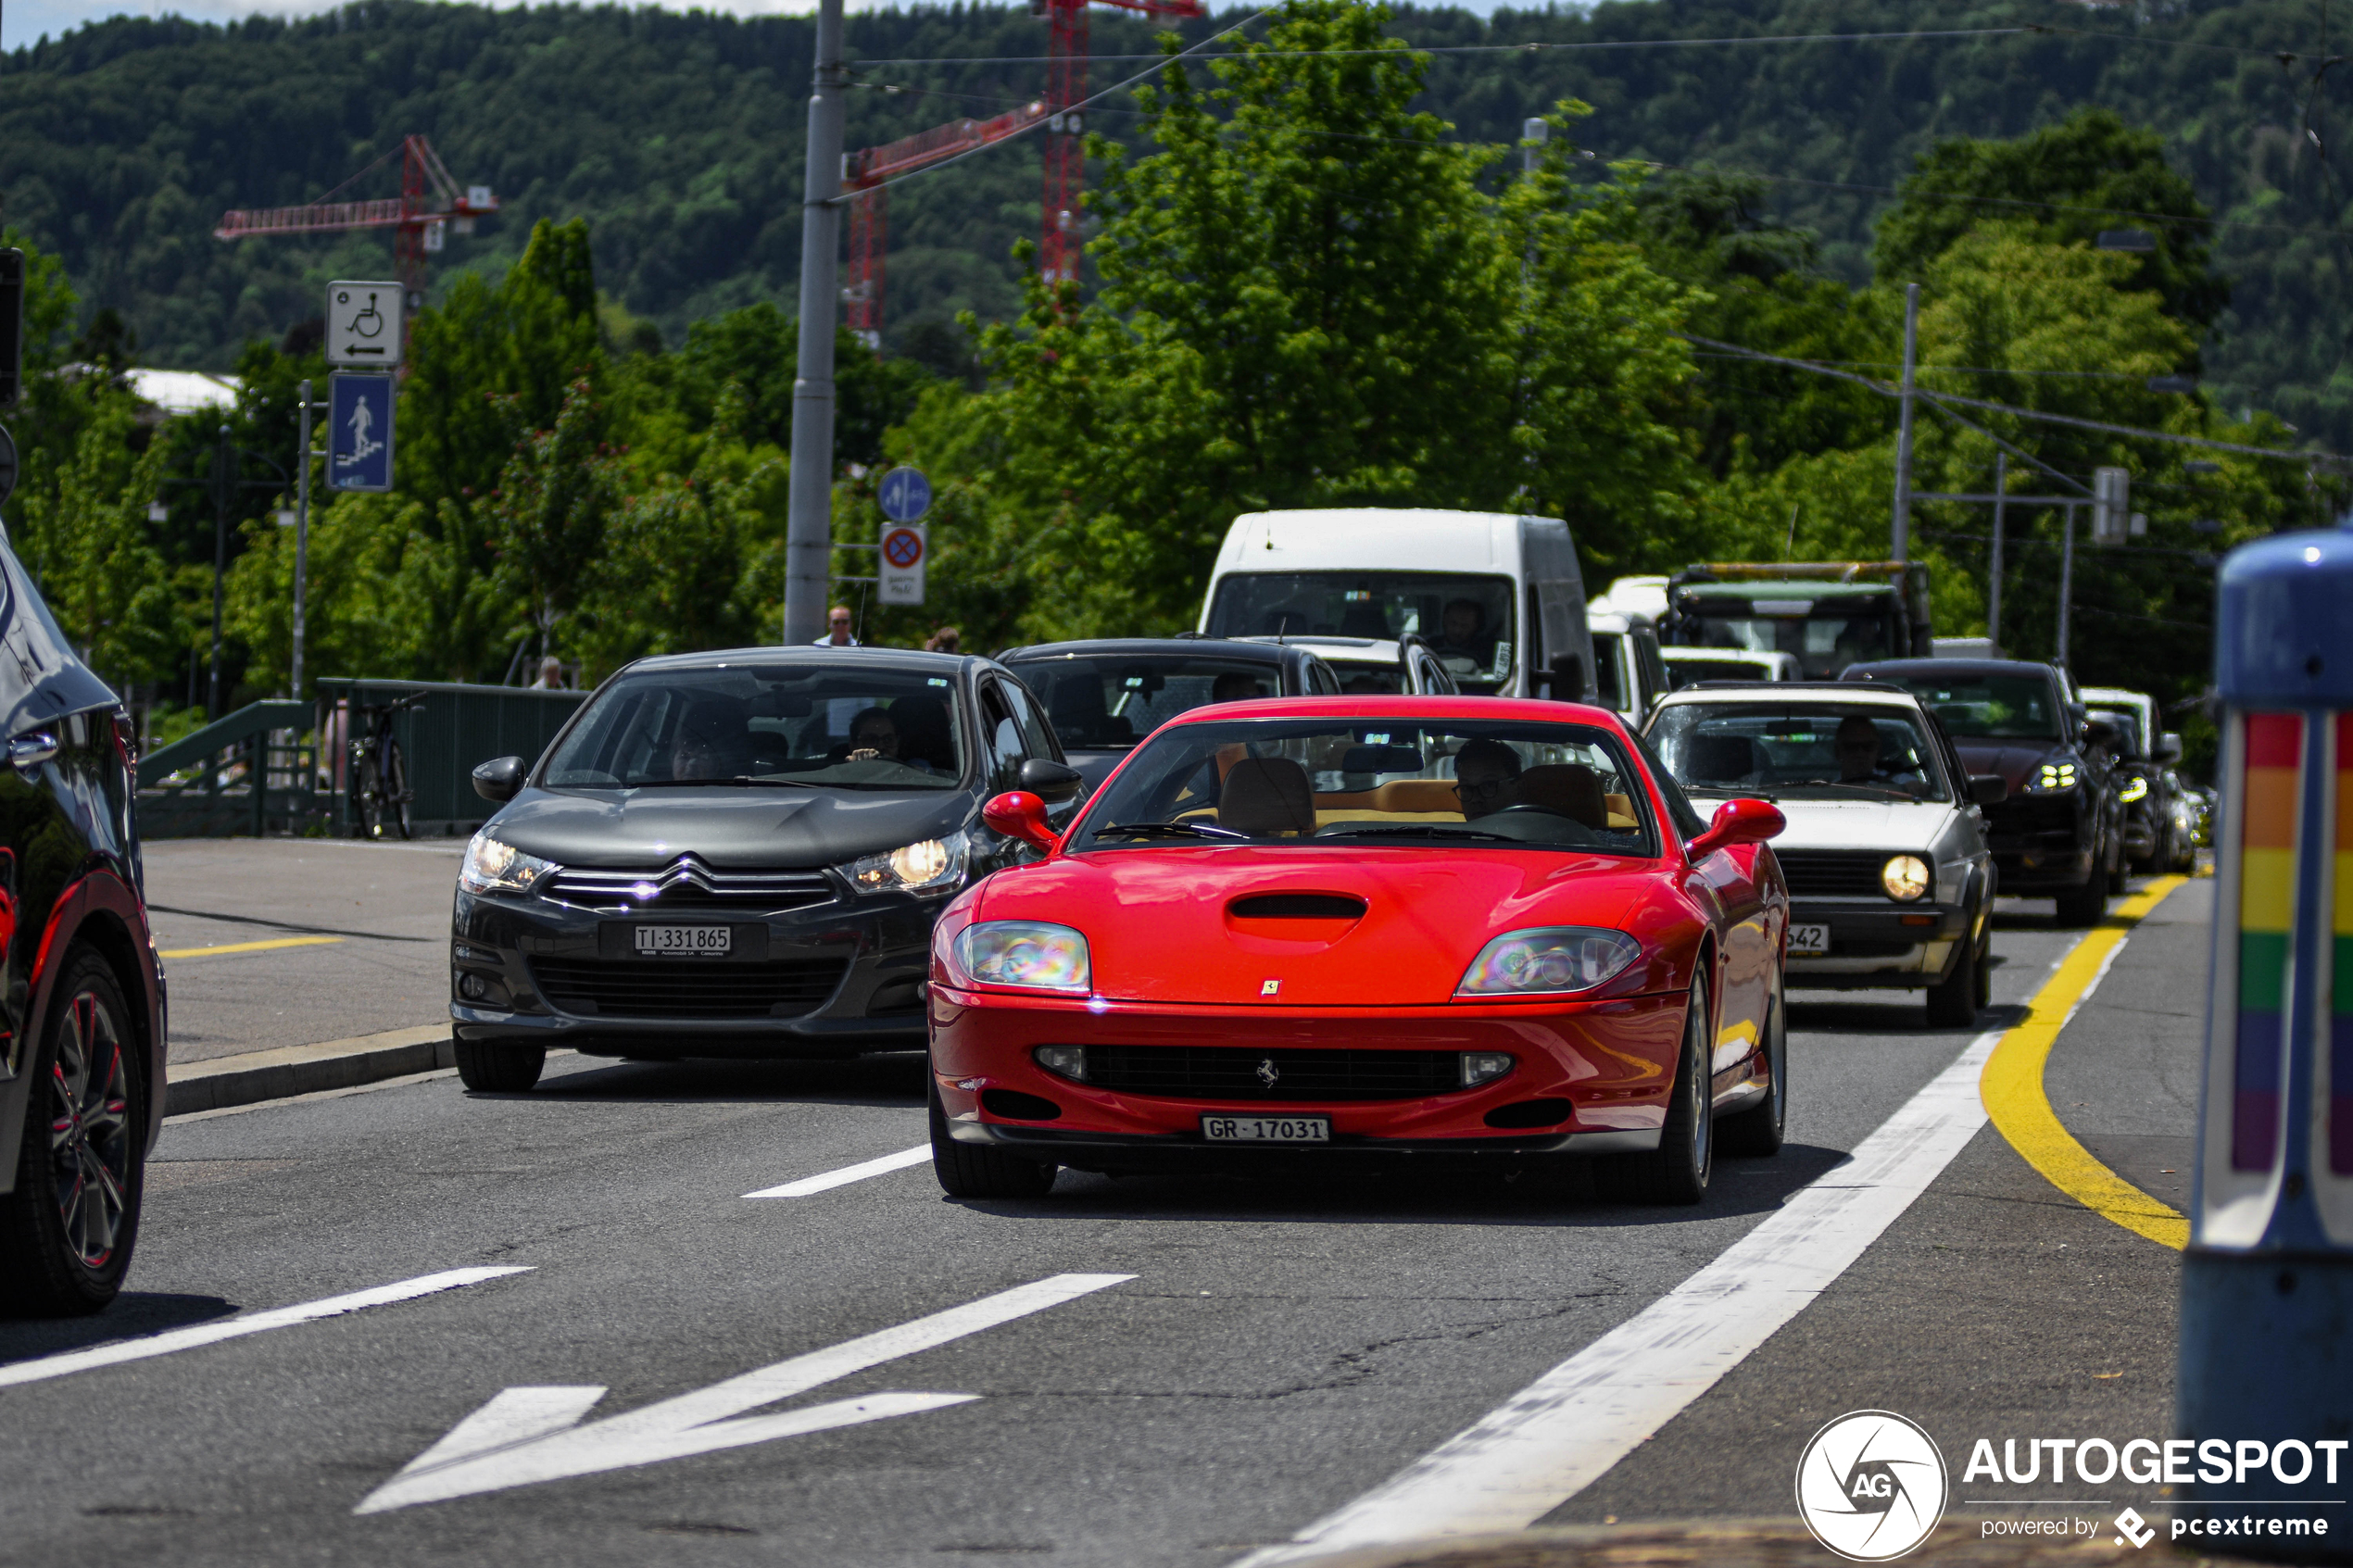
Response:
[[329, 374, 395, 493]]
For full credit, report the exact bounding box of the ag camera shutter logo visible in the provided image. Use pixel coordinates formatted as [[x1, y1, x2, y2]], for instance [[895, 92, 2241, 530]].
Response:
[[1795, 1410, 1949, 1562]]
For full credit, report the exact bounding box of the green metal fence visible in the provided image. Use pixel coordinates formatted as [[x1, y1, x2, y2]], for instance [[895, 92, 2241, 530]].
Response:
[[134, 680, 590, 840], [314, 679, 589, 837]]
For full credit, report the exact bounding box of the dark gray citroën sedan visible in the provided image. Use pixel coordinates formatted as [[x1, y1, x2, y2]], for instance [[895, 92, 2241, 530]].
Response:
[[448, 647, 1082, 1091]]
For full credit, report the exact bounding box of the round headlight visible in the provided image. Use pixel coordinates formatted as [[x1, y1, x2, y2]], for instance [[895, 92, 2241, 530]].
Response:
[[1881, 854, 1931, 902]]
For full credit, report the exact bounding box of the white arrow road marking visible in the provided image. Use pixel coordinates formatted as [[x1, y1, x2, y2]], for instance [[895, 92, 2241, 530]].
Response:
[[0, 1267, 531, 1390], [745, 1144, 929, 1198], [1241, 1024, 2008, 1564], [357, 1272, 1135, 1513]]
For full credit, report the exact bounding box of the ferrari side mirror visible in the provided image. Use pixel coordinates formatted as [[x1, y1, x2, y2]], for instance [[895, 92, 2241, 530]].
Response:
[[1687, 797, 1784, 859], [983, 790, 1062, 854]]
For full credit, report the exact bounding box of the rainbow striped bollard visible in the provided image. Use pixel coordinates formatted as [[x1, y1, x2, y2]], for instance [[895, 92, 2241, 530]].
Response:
[[2177, 528, 2353, 1559]]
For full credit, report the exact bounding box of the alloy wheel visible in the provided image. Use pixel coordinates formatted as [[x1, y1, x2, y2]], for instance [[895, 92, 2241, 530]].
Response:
[[47, 988, 131, 1270]]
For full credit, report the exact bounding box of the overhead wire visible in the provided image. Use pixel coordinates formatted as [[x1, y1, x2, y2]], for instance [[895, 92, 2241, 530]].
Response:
[[851, 25, 2031, 66]]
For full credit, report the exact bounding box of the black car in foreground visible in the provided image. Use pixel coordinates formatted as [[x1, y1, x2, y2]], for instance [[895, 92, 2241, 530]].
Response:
[[451, 648, 1080, 1090], [0, 544, 168, 1316], [1844, 658, 2122, 924], [996, 636, 1340, 788]]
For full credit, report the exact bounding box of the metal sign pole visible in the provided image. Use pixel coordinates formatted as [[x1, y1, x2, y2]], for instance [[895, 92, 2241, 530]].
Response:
[[783, 0, 848, 647], [293, 378, 314, 698], [2056, 502, 2075, 669], [1890, 282, 1919, 563]]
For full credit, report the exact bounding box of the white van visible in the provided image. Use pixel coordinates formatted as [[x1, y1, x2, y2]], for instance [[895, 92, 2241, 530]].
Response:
[[1198, 508, 1599, 702]]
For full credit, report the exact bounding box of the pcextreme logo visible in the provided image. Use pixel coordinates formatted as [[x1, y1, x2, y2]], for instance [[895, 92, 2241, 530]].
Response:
[[1795, 1411, 1950, 1562]]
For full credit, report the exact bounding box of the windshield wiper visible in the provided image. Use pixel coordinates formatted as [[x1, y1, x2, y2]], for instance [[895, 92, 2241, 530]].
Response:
[[630, 776, 821, 789], [1784, 780, 1919, 800], [1322, 825, 1528, 843], [1090, 821, 1251, 841]]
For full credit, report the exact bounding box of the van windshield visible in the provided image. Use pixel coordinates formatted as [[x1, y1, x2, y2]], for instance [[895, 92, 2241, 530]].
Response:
[[1205, 572, 1516, 691]]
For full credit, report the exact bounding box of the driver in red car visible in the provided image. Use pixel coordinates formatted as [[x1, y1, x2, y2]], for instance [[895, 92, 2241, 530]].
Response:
[[1450, 738, 1523, 819]]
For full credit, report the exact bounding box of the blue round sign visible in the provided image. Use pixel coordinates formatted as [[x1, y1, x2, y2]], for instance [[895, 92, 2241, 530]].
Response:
[[878, 466, 932, 524]]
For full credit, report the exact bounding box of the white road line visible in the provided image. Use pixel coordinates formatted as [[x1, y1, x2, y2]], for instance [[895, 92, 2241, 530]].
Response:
[[1242, 1023, 2010, 1565], [0, 1267, 532, 1390], [359, 1272, 1135, 1511], [745, 1144, 929, 1198]]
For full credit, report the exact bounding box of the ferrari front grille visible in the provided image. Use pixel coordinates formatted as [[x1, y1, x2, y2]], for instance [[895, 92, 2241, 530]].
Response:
[[1069, 1044, 1462, 1101]]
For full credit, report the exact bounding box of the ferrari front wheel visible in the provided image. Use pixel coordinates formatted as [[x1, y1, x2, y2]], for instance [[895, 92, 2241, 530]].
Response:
[[1599, 975, 1714, 1206], [928, 1076, 1057, 1199]]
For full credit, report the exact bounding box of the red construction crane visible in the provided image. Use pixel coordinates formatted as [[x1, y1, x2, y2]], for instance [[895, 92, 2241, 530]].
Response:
[[215, 135, 499, 347], [841, 0, 1203, 346]]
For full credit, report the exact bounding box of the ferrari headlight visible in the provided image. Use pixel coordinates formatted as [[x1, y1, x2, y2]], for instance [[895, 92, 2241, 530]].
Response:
[[2119, 775, 2149, 804], [844, 830, 969, 896], [1881, 854, 1931, 902], [2030, 761, 2080, 794], [1456, 927, 1640, 997], [459, 833, 560, 896], [955, 921, 1091, 991]]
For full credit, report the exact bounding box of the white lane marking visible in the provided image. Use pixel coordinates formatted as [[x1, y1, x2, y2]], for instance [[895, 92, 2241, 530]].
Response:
[[745, 1145, 929, 1198], [1243, 1024, 2009, 1564], [358, 1272, 1136, 1512], [0, 1267, 532, 1390]]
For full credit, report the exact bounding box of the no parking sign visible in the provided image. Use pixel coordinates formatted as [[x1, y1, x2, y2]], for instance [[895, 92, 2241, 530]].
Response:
[[879, 523, 926, 606]]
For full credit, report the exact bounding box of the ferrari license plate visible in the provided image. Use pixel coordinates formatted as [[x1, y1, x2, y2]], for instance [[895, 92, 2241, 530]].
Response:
[[1202, 1113, 1329, 1144], [633, 924, 732, 958], [1788, 922, 1831, 958]]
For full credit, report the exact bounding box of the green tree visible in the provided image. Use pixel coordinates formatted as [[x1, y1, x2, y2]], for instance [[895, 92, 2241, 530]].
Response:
[[1872, 108, 2223, 336]]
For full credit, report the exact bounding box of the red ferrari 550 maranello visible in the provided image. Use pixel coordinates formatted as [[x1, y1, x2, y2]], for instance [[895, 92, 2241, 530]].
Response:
[[925, 696, 1789, 1205]]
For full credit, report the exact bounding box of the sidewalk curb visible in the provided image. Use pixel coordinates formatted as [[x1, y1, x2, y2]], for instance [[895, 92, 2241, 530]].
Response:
[[164, 1026, 454, 1117]]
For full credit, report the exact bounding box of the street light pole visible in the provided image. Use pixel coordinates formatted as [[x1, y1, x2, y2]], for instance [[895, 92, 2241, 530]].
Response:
[[1988, 452, 2007, 647], [783, 0, 848, 647], [209, 423, 231, 717], [2057, 501, 2077, 669], [1891, 282, 1919, 562]]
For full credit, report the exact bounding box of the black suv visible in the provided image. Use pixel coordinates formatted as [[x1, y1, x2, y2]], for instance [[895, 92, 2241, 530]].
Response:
[[0, 543, 169, 1315], [1844, 659, 2123, 925], [452, 648, 1081, 1089], [998, 637, 1339, 788]]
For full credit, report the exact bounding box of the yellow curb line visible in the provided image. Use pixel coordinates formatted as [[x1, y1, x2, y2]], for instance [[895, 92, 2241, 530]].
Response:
[[159, 935, 344, 960], [1980, 874, 2193, 1250]]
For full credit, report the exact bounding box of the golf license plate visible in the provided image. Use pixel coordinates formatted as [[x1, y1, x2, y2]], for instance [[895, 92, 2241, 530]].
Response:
[[633, 924, 732, 958], [1788, 922, 1831, 958], [1202, 1114, 1329, 1144]]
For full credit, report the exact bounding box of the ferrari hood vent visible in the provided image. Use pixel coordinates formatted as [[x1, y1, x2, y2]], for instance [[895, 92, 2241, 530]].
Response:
[[1227, 893, 1368, 921]]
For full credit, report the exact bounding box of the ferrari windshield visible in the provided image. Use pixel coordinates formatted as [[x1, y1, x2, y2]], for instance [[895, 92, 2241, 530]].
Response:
[[1069, 718, 1655, 854], [1004, 654, 1282, 753], [541, 665, 965, 790], [1649, 703, 1951, 802]]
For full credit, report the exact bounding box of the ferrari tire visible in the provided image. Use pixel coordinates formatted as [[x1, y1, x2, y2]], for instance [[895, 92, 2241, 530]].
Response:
[[1599, 976, 1713, 1205], [1717, 992, 1785, 1159], [2055, 854, 2110, 928], [1926, 918, 1982, 1029], [929, 1077, 1057, 1199], [455, 1040, 546, 1092], [0, 950, 145, 1317]]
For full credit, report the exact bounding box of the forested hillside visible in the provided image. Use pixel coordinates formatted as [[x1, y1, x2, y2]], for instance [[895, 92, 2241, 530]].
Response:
[[0, 0, 2344, 445]]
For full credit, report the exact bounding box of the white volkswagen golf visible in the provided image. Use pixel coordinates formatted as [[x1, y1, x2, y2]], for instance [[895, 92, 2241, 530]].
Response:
[[1644, 683, 2005, 1027]]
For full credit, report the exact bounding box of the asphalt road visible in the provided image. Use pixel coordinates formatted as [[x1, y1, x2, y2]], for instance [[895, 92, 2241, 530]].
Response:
[[0, 877, 2208, 1566]]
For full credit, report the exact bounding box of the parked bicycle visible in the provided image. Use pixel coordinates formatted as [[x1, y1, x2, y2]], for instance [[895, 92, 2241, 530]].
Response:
[[348, 692, 426, 840]]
